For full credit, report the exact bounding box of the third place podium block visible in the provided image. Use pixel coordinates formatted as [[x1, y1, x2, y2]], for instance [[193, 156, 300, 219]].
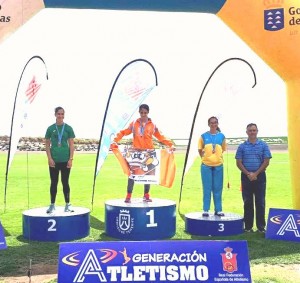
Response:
[[185, 212, 244, 236]]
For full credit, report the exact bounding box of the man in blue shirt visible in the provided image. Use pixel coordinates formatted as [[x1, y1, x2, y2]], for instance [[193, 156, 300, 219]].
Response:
[[235, 123, 272, 233]]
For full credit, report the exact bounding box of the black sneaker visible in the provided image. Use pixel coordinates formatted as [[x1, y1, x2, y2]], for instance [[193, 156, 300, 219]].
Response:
[[244, 228, 254, 233], [215, 211, 225, 217], [202, 211, 209, 217], [257, 228, 266, 233]]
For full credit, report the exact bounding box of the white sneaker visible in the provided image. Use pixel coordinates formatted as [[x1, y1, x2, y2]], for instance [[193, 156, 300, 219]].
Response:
[[64, 203, 74, 212], [46, 204, 55, 214]]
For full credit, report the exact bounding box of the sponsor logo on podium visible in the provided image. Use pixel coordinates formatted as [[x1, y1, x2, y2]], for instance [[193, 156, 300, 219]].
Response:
[[116, 209, 134, 234], [58, 241, 251, 282], [266, 208, 300, 242]]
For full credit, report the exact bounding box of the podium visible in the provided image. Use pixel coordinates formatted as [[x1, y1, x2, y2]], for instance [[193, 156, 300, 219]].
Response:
[[0, 222, 7, 250], [23, 207, 90, 242], [105, 198, 176, 240], [185, 212, 244, 236]]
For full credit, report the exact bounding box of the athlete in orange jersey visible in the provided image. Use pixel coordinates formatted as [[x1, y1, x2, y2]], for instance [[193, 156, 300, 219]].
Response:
[[112, 104, 175, 203]]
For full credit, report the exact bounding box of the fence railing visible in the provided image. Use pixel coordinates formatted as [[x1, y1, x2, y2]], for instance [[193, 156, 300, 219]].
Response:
[[172, 137, 288, 146]]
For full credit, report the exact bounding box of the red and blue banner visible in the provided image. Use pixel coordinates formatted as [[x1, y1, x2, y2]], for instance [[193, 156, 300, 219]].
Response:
[[58, 240, 251, 282], [6, 56, 48, 171], [4, 56, 48, 207], [266, 208, 300, 242]]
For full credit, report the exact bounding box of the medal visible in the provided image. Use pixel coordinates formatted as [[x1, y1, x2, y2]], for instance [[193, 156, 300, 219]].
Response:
[[211, 133, 216, 154], [56, 123, 65, 147]]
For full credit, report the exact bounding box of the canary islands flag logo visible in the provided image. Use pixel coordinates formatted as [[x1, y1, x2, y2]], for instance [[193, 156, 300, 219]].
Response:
[[264, 8, 284, 31], [264, 0, 284, 31]]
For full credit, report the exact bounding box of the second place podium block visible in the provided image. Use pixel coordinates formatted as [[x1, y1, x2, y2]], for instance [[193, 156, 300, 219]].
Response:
[[23, 206, 90, 242]]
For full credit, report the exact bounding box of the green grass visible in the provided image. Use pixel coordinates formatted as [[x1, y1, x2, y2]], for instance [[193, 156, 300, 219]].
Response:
[[0, 151, 299, 282]]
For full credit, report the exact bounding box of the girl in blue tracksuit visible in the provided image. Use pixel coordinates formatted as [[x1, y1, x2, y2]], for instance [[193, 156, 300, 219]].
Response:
[[198, 116, 226, 217]]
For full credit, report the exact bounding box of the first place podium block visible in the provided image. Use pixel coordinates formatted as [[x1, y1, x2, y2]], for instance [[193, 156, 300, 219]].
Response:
[[185, 212, 244, 236], [105, 198, 176, 240], [23, 207, 90, 242]]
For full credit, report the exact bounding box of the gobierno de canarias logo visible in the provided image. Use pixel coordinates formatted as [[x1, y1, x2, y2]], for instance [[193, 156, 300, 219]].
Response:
[[264, 0, 284, 31]]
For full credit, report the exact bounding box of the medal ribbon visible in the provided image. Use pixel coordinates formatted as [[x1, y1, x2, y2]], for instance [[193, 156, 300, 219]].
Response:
[[56, 123, 65, 145], [210, 133, 216, 153], [139, 119, 148, 136]]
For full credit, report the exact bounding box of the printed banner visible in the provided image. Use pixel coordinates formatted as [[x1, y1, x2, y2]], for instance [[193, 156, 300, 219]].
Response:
[[58, 240, 251, 283], [4, 56, 48, 206], [95, 59, 157, 176], [266, 208, 300, 242], [112, 148, 176, 188], [7, 56, 48, 170], [0, 222, 7, 250]]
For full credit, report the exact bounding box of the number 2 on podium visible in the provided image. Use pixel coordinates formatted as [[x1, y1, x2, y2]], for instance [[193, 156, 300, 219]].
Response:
[[48, 219, 57, 231]]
